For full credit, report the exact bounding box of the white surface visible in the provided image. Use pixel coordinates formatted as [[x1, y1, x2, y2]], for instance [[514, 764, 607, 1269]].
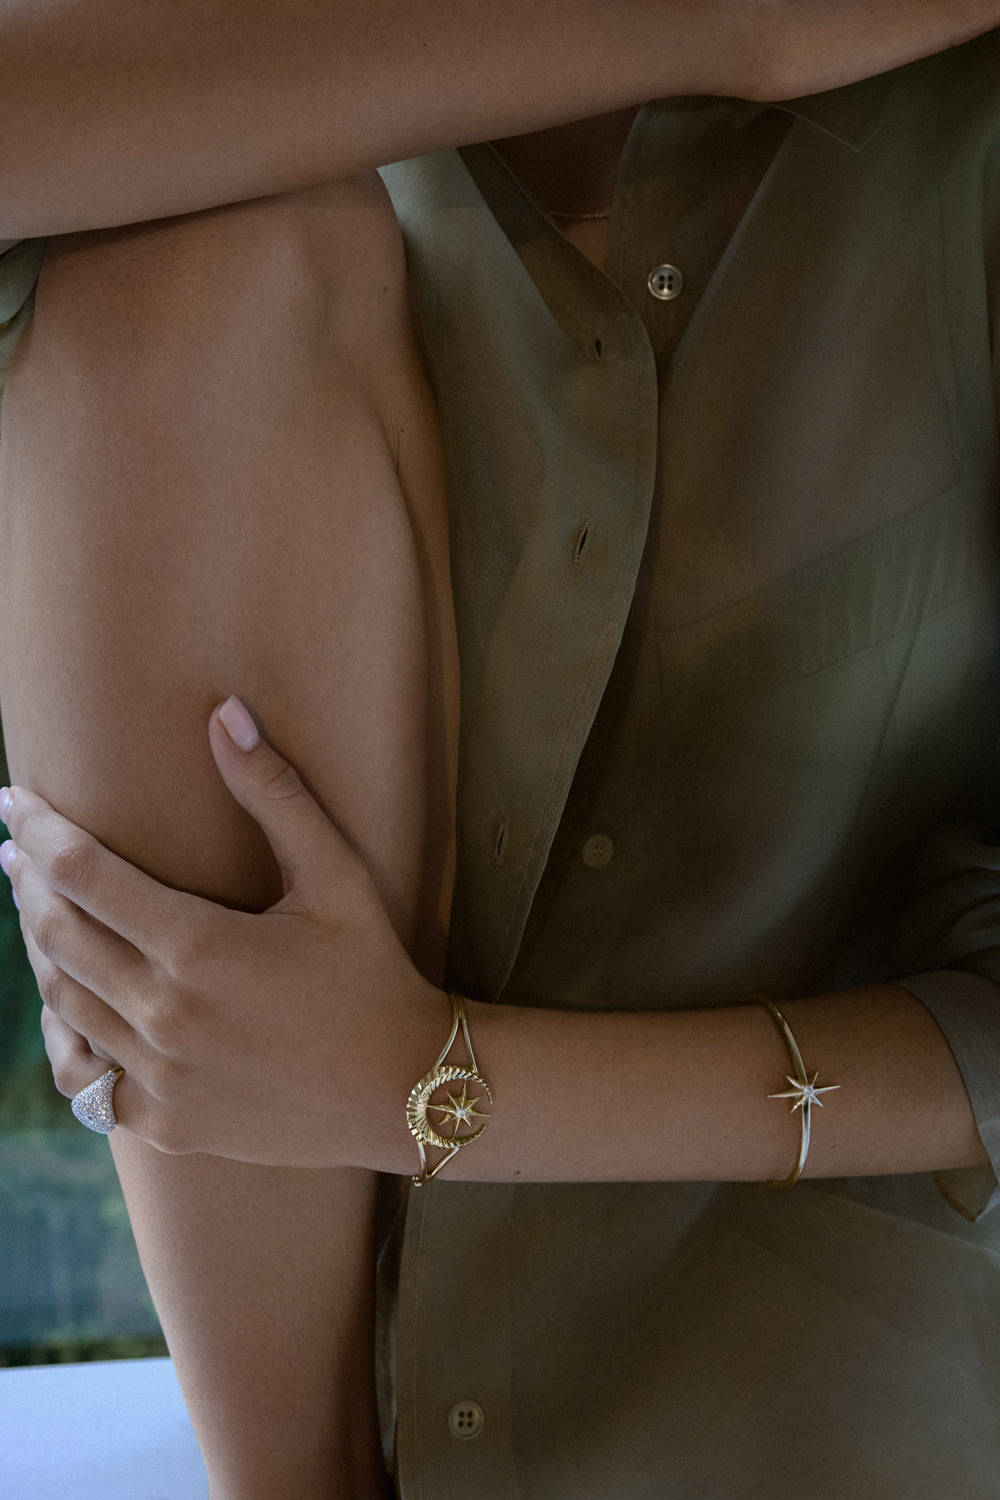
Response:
[[0, 1357, 208, 1499]]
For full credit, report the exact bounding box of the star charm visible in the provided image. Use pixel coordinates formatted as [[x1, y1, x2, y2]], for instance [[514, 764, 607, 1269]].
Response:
[[428, 1082, 490, 1138], [769, 1072, 840, 1113]]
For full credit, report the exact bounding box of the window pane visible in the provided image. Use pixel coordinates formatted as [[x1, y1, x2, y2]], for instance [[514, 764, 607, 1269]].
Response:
[[0, 850, 165, 1366]]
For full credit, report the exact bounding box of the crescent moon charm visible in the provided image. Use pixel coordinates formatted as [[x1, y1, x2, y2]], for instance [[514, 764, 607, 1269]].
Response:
[[406, 1063, 494, 1153], [406, 993, 493, 1185]]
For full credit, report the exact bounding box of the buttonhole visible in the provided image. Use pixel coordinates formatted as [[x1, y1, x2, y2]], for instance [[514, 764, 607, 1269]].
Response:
[[593, 337, 603, 360], [572, 522, 591, 565], [492, 819, 509, 865]]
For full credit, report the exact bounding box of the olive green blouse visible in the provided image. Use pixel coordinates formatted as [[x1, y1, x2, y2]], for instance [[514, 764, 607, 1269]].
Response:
[[381, 32, 1000, 1499]]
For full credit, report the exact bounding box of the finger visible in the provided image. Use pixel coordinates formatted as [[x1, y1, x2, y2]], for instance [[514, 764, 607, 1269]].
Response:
[[0, 785, 196, 954], [41, 1005, 113, 1098], [11, 843, 147, 1008], [42, 1007, 144, 1139], [209, 696, 365, 905], [26, 926, 139, 1071]]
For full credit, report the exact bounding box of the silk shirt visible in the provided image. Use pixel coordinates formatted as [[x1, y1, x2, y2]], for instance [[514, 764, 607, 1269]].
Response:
[[381, 33, 1000, 1499]]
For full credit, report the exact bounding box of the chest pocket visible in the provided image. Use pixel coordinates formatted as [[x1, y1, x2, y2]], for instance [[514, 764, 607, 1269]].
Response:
[[658, 476, 998, 777]]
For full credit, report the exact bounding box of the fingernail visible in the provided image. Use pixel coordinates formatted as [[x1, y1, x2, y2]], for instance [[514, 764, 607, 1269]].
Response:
[[0, 788, 11, 822], [11, 887, 18, 911], [0, 840, 16, 875], [218, 695, 260, 752]]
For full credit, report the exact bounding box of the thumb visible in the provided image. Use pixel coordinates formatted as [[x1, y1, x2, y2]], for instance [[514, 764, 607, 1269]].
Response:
[[208, 695, 359, 905]]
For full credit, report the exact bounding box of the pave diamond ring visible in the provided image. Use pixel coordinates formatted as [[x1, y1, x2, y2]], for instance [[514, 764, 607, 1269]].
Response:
[[70, 1066, 124, 1134]]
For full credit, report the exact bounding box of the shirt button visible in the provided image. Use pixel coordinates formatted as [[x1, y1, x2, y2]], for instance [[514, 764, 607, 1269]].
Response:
[[647, 263, 684, 301], [582, 834, 615, 869], [448, 1400, 485, 1440]]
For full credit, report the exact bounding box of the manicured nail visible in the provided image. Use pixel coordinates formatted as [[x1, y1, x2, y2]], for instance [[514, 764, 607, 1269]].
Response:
[[218, 695, 260, 752], [0, 840, 16, 875], [0, 788, 11, 822]]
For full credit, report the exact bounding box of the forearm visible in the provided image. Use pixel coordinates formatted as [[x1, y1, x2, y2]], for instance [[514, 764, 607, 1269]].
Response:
[[3, 0, 1000, 237], [110, 1148, 385, 1498], [378, 983, 987, 1185]]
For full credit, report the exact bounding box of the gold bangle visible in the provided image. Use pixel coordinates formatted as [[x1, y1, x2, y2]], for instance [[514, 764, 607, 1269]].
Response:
[[406, 992, 493, 1186], [751, 994, 840, 1189]]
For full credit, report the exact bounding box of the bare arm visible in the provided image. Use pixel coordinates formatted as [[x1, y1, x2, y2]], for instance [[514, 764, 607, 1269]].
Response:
[[452, 984, 987, 1184], [5, 738, 985, 1190], [0, 179, 456, 1496], [3, 0, 1000, 237]]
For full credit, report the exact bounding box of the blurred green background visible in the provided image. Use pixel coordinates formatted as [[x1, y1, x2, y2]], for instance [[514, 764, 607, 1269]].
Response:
[[0, 257, 166, 1366], [0, 749, 166, 1366]]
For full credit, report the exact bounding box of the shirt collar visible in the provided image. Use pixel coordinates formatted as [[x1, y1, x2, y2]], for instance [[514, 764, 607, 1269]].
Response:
[[776, 70, 900, 151]]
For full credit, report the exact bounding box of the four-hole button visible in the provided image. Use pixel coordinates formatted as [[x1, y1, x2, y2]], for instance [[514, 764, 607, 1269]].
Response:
[[647, 263, 684, 301], [582, 834, 615, 869], [448, 1400, 485, 1440]]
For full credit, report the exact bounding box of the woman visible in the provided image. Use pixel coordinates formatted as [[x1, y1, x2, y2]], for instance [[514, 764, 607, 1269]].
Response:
[[2, 5, 1000, 1496]]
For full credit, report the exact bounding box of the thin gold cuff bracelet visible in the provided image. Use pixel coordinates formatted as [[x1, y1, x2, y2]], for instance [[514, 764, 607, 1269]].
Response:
[[406, 992, 493, 1186], [752, 994, 840, 1189]]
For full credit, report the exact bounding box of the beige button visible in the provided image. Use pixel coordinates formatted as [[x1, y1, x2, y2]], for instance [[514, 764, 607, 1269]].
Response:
[[582, 834, 615, 869], [647, 263, 684, 301], [448, 1400, 485, 1440]]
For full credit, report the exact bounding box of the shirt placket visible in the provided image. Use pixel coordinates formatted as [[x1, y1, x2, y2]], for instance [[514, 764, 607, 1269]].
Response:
[[607, 99, 790, 376]]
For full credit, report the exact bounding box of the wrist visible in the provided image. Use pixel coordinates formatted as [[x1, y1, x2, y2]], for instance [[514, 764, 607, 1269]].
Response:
[[348, 977, 452, 1175], [375, 990, 509, 1183], [405, 993, 495, 1185]]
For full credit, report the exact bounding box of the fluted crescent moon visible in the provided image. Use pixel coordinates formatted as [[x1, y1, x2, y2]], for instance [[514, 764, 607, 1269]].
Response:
[[406, 1063, 494, 1152]]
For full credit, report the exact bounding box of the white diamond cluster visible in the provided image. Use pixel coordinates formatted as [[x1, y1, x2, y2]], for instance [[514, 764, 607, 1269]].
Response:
[[70, 1067, 123, 1134]]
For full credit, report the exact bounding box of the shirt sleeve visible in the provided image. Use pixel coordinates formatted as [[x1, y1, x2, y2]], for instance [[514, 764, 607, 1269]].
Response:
[[0, 238, 47, 400], [895, 831, 1000, 1220], [892, 135, 1000, 1223]]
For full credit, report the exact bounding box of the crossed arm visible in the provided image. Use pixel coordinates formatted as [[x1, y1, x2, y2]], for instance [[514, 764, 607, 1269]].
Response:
[[6, 732, 988, 1188], [3, 0, 1000, 237]]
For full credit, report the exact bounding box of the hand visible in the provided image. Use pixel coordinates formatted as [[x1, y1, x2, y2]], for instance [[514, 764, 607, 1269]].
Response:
[[1, 697, 447, 1170]]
